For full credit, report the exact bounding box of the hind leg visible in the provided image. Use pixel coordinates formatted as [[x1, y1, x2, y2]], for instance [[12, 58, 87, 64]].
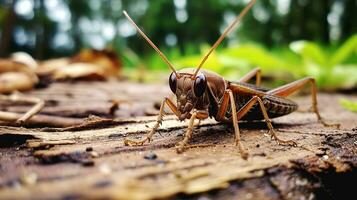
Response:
[[216, 87, 296, 159], [239, 68, 261, 86], [218, 91, 296, 146], [268, 77, 339, 128]]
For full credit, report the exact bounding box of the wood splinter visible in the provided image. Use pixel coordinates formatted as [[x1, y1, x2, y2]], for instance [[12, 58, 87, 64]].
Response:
[[0, 92, 45, 125]]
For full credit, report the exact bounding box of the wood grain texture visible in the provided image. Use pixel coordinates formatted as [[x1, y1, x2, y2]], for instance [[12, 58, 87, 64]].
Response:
[[0, 81, 356, 200]]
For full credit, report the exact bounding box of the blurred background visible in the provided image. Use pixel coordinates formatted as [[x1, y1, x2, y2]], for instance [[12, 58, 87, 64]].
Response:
[[0, 0, 356, 90]]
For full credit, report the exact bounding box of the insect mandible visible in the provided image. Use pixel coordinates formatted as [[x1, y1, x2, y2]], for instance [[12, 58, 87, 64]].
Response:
[[122, 0, 339, 159]]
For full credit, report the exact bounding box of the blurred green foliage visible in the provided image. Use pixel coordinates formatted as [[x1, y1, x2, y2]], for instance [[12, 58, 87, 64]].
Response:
[[340, 99, 357, 113], [0, 0, 356, 90], [124, 34, 357, 90], [1, 0, 356, 58]]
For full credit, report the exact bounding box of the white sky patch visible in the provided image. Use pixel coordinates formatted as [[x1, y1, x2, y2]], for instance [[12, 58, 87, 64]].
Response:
[[328, 1, 344, 41], [252, 3, 270, 23], [13, 26, 36, 48], [79, 17, 91, 33], [175, 9, 188, 23], [129, 0, 148, 16], [110, 0, 122, 12], [276, 0, 291, 16], [227, 0, 239, 6], [52, 32, 74, 49], [173, 0, 186, 9], [221, 11, 239, 38], [86, 34, 106, 49], [79, 17, 103, 33], [91, 18, 103, 33], [45, 1, 71, 23], [117, 19, 137, 37], [58, 21, 72, 32], [44, 0, 59, 10], [14, 26, 28, 46], [14, 0, 34, 19], [89, 0, 101, 11], [102, 21, 116, 41], [165, 33, 177, 47]]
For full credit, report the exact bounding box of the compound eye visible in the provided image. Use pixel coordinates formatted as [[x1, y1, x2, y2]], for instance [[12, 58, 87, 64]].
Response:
[[169, 72, 177, 93], [193, 74, 207, 97]]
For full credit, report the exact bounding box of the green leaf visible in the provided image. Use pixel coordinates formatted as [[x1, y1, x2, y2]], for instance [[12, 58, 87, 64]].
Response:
[[330, 34, 357, 66], [289, 41, 328, 67], [223, 44, 300, 76], [339, 99, 357, 113]]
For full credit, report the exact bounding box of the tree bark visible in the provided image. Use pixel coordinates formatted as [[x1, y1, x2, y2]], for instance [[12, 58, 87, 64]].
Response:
[[0, 81, 355, 199]]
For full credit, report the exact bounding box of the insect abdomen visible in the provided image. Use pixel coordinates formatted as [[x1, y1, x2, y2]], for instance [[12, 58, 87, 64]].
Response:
[[231, 94, 298, 121], [261, 95, 298, 118]]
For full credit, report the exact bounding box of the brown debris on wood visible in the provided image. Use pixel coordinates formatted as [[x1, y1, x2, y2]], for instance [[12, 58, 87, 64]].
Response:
[[0, 93, 44, 124], [37, 48, 121, 81], [0, 81, 169, 128], [0, 59, 39, 93], [0, 81, 356, 200]]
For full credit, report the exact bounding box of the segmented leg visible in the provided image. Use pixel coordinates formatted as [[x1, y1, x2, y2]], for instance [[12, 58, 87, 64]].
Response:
[[175, 110, 208, 153], [228, 90, 249, 159], [216, 85, 299, 158], [226, 95, 295, 145], [239, 67, 261, 86], [216, 89, 248, 159], [194, 119, 201, 126], [176, 112, 197, 153], [268, 77, 340, 128], [228, 83, 298, 145], [124, 97, 179, 146]]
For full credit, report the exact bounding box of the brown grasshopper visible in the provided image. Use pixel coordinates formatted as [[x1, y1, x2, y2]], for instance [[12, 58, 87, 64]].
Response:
[[123, 0, 339, 159]]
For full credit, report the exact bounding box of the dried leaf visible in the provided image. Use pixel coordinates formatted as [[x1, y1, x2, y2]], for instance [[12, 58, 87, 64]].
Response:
[[37, 49, 121, 81], [0, 72, 35, 93], [11, 52, 38, 69], [53, 63, 108, 80], [36, 58, 70, 75], [0, 59, 38, 93], [71, 49, 121, 78]]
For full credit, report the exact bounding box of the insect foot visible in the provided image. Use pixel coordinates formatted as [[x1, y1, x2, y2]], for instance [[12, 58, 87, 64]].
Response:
[[276, 139, 297, 147], [175, 142, 187, 154], [318, 118, 341, 129], [239, 150, 249, 160], [268, 130, 297, 147], [235, 140, 249, 160], [123, 138, 146, 146]]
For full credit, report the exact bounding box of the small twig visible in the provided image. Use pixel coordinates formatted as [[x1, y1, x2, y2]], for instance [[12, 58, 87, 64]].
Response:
[[0, 111, 19, 121], [0, 113, 83, 127], [0, 93, 45, 124]]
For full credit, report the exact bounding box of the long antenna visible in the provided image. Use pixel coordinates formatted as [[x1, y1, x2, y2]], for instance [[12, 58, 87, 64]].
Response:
[[193, 0, 256, 78], [123, 11, 178, 77]]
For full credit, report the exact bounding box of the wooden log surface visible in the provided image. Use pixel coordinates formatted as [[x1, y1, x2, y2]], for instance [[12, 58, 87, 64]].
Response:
[[0, 81, 356, 200]]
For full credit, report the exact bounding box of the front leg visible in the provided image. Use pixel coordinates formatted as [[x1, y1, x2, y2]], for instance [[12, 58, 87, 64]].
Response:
[[176, 110, 208, 153], [216, 89, 248, 159], [124, 97, 179, 146]]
